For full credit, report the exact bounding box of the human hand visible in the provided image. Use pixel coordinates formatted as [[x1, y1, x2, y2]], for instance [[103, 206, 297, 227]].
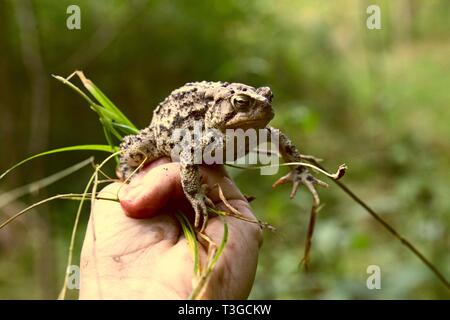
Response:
[[79, 157, 262, 299]]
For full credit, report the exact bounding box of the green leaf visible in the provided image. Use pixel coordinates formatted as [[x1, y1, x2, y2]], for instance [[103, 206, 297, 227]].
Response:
[[0, 144, 118, 181]]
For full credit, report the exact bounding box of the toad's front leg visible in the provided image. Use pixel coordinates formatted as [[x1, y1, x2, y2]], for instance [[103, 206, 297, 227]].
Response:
[[267, 126, 328, 206], [180, 157, 214, 232], [118, 128, 160, 181]]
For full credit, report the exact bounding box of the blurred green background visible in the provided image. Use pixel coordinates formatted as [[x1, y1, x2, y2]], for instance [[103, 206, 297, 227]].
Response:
[[0, 0, 449, 299]]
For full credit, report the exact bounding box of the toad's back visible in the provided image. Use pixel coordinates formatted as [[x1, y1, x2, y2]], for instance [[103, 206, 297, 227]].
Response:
[[150, 81, 257, 131], [150, 81, 216, 130]]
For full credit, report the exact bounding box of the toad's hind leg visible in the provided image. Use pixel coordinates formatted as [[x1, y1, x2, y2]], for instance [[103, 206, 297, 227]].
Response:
[[180, 160, 214, 232], [118, 127, 160, 181]]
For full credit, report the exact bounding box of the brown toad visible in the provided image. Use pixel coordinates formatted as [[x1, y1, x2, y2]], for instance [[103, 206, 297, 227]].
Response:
[[119, 81, 329, 231]]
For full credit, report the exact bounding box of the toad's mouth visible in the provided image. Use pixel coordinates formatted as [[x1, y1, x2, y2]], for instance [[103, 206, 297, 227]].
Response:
[[226, 119, 270, 130], [227, 118, 270, 129], [226, 111, 275, 130]]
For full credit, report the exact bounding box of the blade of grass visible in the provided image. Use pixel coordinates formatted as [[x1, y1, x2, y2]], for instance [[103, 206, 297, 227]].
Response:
[[206, 218, 228, 271], [54, 72, 128, 130], [101, 118, 123, 141], [0, 144, 118, 181], [74, 71, 136, 130], [189, 219, 228, 300], [53, 72, 126, 123], [0, 157, 94, 208], [53, 73, 136, 148], [112, 122, 139, 135], [176, 212, 200, 277], [90, 102, 128, 124], [52, 74, 98, 108], [100, 119, 121, 164], [0, 192, 116, 230]]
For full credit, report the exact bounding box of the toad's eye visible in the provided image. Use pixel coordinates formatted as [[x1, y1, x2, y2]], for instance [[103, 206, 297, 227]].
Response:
[[232, 94, 253, 111]]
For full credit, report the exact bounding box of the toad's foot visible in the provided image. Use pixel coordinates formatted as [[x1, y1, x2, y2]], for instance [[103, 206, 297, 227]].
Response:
[[272, 168, 328, 206], [190, 189, 215, 233]]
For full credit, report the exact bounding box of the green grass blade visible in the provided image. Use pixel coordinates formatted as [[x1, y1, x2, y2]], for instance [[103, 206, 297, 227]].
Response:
[[53, 72, 138, 142], [52, 74, 97, 107], [90, 103, 126, 124], [53, 74, 129, 126], [100, 120, 121, 164], [189, 218, 228, 300], [76, 72, 136, 129], [87, 82, 136, 128], [0, 144, 118, 181], [208, 218, 228, 271], [176, 212, 200, 276], [112, 122, 139, 135], [103, 118, 124, 141]]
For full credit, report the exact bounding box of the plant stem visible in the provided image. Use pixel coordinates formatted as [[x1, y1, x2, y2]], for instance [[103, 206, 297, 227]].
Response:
[[308, 159, 450, 290]]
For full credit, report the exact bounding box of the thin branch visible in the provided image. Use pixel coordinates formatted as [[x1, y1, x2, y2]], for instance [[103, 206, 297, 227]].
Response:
[[307, 159, 450, 290], [301, 204, 318, 271]]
